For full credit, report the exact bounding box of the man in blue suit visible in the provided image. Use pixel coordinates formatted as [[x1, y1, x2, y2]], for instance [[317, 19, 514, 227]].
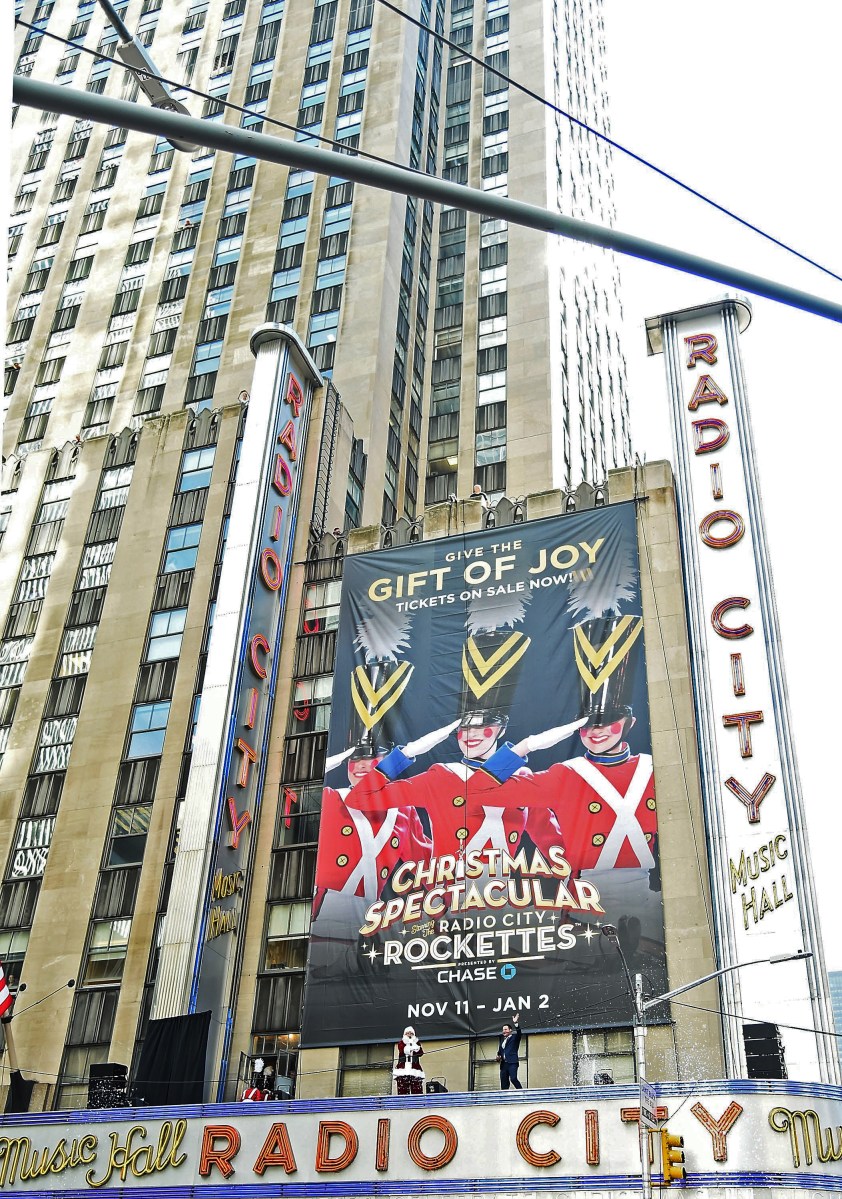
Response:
[[497, 1012, 522, 1090]]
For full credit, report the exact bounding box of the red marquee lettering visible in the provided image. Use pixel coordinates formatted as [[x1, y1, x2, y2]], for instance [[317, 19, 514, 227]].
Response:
[[407, 1116, 458, 1170], [234, 738, 258, 787], [270, 504, 283, 541], [690, 1101, 743, 1161], [199, 1126, 240, 1178], [315, 1122, 359, 1173], [724, 772, 776, 822], [273, 453, 293, 496], [692, 417, 729, 454], [710, 462, 723, 500], [730, 652, 745, 696], [227, 796, 252, 848], [278, 419, 298, 460], [722, 710, 764, 758], [245, 687, 259, 729], [711, 597, 753, 640], [699, 509, 745, 548], [376, 1118, 391, 1171], [286, 373, 303, 416], [516, 1111, 561, 1167], [253, 1123, 298, 1175], [688, 373, 729, 409], [685, 332, 718, 367], [260, 547, 283, 591], [585, 1109, 599, 1165], [249, 634, 271, 677]]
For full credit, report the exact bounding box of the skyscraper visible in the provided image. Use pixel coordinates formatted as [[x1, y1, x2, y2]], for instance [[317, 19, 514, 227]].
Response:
[[8, 0, 629, 514], [3, 0, 633, 1105]]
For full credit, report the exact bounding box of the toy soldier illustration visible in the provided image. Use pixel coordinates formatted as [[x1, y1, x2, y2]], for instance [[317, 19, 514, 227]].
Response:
[[481, 541, 659, 881], [346, 592, 580, 862], [313, 604, 431, 923]]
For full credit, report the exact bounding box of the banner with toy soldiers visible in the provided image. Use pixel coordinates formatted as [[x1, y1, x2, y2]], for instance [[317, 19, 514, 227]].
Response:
[[302, 504, 669, 1045]]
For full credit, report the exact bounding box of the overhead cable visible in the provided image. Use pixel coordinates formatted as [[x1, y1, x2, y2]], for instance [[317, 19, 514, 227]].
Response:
[[373, 0, 842, 286], [13, 75, 842, 325]]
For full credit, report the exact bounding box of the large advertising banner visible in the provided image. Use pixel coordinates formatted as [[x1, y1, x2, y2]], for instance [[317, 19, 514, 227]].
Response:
[[302, 504, 668, 1046]]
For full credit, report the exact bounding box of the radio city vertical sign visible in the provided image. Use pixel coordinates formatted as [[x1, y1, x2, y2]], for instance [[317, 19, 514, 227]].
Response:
[[152, 326, 321, 1097], [646, 297, 835, 1082]]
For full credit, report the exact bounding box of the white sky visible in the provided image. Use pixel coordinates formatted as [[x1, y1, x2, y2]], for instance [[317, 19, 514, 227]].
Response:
[[603, 2, 842, 969]]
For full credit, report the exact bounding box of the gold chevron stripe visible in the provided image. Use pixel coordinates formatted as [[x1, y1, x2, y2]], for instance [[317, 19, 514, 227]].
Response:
[[464, 631, 526, 676], [574, 618, 643, 693], [462, 633, 531, 699], [351, 661, 414, 729], [574, 615, 640, 670]]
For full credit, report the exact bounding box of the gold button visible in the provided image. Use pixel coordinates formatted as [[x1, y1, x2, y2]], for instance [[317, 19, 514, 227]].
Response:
[[456, 827, 468, 840], [336, 854, 349, 867], [646, 798, 656, 810], [341, 825, 353, 836], [509, 831, 519, 843], [646, 832, 653, 842], [453, 795, 465, 807], [390, 836, 400, 849], [588, 802, 601, 814], [592, 834, 605, 846], [381, 867, 389, 879]]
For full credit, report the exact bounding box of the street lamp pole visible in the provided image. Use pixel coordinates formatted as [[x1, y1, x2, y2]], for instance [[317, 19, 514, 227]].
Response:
[[600, 926, 811, 1197], [631, 971, 652, 1199]]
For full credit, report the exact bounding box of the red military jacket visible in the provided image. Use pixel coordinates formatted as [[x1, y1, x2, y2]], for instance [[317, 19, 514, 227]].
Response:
[[346, 758, 527, 861], [520, 750, 657, 872], [315, 785, 431, 900]]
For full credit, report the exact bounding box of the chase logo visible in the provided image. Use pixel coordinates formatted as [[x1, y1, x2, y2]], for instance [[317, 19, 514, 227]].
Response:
[[500, 963, 517, 980]]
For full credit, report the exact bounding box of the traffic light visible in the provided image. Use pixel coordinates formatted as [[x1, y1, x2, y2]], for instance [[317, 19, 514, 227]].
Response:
[[660, 1130, 686, 1184], [743, 1022, 787, 1079]]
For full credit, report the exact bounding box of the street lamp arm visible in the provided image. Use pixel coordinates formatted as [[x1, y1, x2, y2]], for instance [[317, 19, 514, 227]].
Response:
[[641, 951, 812, 1012]]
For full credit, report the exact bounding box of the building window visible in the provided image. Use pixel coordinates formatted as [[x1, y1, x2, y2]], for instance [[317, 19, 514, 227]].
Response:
[[253, 973, 304, 1033], [301, 579, 341, 633], [106, 805, 152, 868], [82, 917, 131, 985], [145, 608, 187, 661], [264, 900, 310, 971], [179, 446, 215, 491], [338, 1043, 393, 1097], [289, 676, 331, 732], [573, 1028, 635, 1086], [55, 988, 119, 1109], [97, 466, 133, 510], [469, 1034, 523, 1091], [126, 701, 170, 759], [0, 930, 29, 990], [163, 523, 201, 573]]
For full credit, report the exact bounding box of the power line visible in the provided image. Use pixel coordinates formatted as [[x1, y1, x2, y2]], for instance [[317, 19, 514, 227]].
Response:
[[18, 8, 842, 293], [671, 996, 842, 1041], [13, 75, 842, 325], [13, 17, 428, 176], [373, 0, 842, 286]]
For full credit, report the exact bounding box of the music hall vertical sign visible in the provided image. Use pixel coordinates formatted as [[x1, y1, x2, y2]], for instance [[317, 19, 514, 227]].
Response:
[[647, 297, 835, 1082], [152, 326, 321, 1097]]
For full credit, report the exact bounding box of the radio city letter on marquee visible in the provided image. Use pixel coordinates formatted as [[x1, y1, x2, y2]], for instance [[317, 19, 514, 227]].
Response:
[[302, 504, 668, 1046], [647, 298, 827, 1080], [152, 325, 321, 1092], [2, 1083, 842, 1192]]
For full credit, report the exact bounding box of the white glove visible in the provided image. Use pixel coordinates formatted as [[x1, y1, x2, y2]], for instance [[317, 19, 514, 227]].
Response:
[[404, 719, 460, 759], [325, 746, 354, 773], [511, 717, 587, 757]]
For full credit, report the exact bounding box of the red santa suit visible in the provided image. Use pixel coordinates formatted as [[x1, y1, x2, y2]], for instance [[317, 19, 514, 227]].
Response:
[[345, 748, 528, 862], [393, 1028, 425, 1095], [315, 785, 431, 907]]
